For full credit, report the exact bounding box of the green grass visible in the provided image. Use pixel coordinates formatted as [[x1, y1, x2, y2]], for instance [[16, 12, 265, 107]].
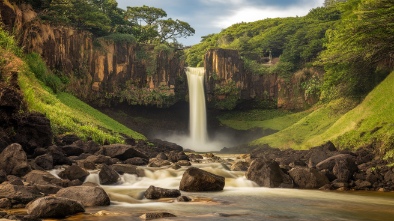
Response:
[[18, 65, 146, 144], [218, 109, 311, 131], [250, 98, 358, 149], [309, 71, 394, 158], [248, 71, 394, 161]]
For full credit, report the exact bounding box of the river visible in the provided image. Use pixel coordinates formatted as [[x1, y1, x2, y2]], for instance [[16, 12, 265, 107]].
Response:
[[44, 154, 394, 221]]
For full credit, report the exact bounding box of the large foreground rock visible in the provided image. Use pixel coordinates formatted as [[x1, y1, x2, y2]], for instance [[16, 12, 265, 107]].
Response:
[[179, 167, 225, 192], [246, 159, 293, 188], [0, 143, 31, 176], [288, 168, 329, 189], [144, 185, 181, 199], [56, 186, 110, 207], [26, 197, 85, 218]]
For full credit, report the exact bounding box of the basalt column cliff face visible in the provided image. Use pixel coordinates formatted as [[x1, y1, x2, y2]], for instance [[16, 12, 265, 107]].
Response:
[[204, 49, 321, 110], [0, 2, 187, 107]]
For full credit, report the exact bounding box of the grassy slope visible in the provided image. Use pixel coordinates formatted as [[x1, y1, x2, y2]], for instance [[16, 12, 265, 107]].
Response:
[[18, 70, 146, 144], [246, 71, 394, 157], [218, 109, 311, 131]]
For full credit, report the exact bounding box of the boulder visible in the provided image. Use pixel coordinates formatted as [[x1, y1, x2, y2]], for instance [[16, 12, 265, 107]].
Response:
[[98, 144, 148, 161], [57, 134, 80, 146], [124, 157, 148, 166], [58, 165, 89, 182], [14, 113, 53, 154], [155, 153, 168, 160], [26, 197, 85, 218], [34, 184, 63, 195], [56, 186, 110, 207], [177, 160, 191, 167], [0, 143, 31, 176], [110, 164, 137, 175], [147, 159, 171, 168], [84, 155, 113, 165], [144, 185, 181, 199], [24, 170, 66, 187], [6, 175, 23, 185], [0, 183, 42, 205], [288, 167, 329, 189], [246, 159, 293, 188], [139, 212, 176, 220], [47, 146, 72, 166], [179, 167, 225, 192], [307, 141, 338, 168], [177, 195, 192, 202], [316, 154, 358, 182], [230, 161, 249, 171], [61, 144, 84, 156], [0, 198, 12, 208], [34, 154, 53, 170], [99, 164, 120, 185]]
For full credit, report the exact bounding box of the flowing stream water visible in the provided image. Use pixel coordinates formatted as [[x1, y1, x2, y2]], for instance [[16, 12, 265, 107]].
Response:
[[48, 155, 394, 221]]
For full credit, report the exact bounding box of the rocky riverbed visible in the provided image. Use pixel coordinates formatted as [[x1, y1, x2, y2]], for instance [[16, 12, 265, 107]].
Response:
[[0, 136, 394, 220]]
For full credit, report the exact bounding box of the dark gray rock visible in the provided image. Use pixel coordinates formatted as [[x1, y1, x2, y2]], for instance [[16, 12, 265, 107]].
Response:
[[307, 141, 338, 168], [177, 195, 192, 202], [47, 146, 72, 166], [124, 157, 147, 166], [99, 164, 120, 185], [179, 167, 225, 192], [144, 185, 181, 199], [0, 143, 31, 176], [61, 144, 84, 156], [26, 196, 85, 218], [56, 186, 110, 207], [58, 165, 89, 182], [0, 198, 12, 208], [98, 144, 148, 161], [34, 154, 53, 170], [288, 167, 329, 189], [246, 159, 293, 188]]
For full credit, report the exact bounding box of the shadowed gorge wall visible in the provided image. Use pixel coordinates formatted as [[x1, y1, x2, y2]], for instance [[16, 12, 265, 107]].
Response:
[[0, 2, 187, 108], [204, 49, 321, 110]]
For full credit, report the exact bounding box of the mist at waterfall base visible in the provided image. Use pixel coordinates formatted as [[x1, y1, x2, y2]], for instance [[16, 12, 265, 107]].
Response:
[[157, 67, 233, 152]]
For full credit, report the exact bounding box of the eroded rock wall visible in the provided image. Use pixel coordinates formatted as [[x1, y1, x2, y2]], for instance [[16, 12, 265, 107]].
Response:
[[204, 48, 321, 110], [0, 2, 187, 107]]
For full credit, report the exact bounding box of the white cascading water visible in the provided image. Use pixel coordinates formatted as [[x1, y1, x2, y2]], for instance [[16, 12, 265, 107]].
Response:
[[186, 67, 208, 149]]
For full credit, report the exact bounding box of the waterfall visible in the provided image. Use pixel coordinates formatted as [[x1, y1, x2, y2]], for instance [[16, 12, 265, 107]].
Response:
[[186, 67, 208, 148]]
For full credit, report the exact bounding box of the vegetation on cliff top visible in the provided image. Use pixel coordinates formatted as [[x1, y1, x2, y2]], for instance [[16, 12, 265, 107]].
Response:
[[22, 0, 194, 46], [0, 27, 146, 143]]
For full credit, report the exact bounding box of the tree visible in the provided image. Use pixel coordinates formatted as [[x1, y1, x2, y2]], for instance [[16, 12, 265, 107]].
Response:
[[319, 0, 394, 98], [158, 18, 195, 43], [125, 5, 194, 44]]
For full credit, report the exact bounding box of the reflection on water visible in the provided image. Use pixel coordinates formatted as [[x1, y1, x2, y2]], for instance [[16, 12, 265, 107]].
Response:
[[52, 159, 394, 221]]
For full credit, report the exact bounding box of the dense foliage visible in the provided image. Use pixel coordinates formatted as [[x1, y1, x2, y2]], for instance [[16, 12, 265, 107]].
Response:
[[13, 0, 194, 45], [186, 0, 393, 101]]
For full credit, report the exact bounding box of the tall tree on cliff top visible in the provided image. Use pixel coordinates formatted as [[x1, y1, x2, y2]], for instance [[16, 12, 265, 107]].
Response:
[[125, 5, 194, 44], [319, 0, 394, 99]]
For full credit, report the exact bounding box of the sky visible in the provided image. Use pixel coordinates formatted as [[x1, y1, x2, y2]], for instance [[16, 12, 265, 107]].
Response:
[[117, 0, 325, 46]]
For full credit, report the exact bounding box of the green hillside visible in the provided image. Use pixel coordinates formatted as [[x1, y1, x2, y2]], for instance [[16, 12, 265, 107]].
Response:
[[249, 71, 394, 160], [1, 27, 145, 144]]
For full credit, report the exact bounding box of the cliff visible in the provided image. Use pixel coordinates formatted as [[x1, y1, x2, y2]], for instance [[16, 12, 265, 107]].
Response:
[[0, 2, 187, 108], [204, 49, 321, 110]]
